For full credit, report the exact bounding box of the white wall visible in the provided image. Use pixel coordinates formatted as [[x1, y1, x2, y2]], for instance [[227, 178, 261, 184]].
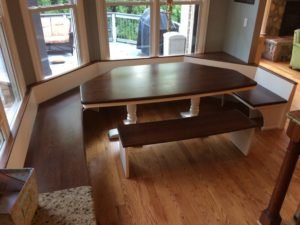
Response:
[[223, 1, 260, 62], [205, 0, 230, 52]]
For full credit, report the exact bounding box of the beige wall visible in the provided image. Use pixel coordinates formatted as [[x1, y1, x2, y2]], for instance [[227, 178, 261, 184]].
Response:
[[205, 0, 229, 52]]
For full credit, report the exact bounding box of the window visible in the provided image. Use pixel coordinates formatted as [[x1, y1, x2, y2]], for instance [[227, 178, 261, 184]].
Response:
[[0, 99, 9, 151], [0, 3, 22, 127], [159, 1, 199, 56], [0, 0, 25, 152], [99, 0, 205, 60], [0, 128, 5, 149], [105, 0, 151, 59], [0, 27, 21, 124], [25, 0, 87, 79]]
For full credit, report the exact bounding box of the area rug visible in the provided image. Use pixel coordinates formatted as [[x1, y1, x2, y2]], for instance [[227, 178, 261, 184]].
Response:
[[31, 186, 97, 225]]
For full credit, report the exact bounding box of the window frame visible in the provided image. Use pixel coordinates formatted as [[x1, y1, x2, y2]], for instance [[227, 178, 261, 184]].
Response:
[[99, 0, 152, 60], [20, 0, 89, 81], [0, 0, 27, 153]]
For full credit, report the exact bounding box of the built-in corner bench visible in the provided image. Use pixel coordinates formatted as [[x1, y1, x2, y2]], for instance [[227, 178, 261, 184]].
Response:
[[231, 67, 297, 130], [184, 56, 297, 130], [118, 110, 260, 178]]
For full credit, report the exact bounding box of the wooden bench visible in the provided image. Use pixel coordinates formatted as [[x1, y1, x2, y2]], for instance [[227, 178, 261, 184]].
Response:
[[118, 110, 259, 178], [232, 67, 297, 129], [233, 84, 287, 107], [183, 57, 297, 129]]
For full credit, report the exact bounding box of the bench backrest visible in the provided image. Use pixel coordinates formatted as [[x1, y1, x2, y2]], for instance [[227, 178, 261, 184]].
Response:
[[254, 67, 297, 101]]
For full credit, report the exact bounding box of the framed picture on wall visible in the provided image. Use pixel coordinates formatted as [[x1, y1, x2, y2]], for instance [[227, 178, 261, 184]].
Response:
[[234, 0, 255, 4]]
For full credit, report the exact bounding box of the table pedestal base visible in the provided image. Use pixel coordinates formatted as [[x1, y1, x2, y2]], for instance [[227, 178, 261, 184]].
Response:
[[108, 104, 137, 140], [180, 97, 200, 118]]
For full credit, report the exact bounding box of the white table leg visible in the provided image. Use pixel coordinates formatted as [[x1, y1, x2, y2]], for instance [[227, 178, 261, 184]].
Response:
[[124, 104, 137, 125], [180, 97, 200, 118], [109, 104, 137, 140]]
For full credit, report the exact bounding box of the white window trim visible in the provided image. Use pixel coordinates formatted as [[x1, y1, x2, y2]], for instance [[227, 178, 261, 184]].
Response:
[[0, 1, 26, 97], [0, 0, 26, 128], [97, 0, 209, 59], [0, 99, 10, 147], [96, 0, 110, 60], [196, 0, 210, 53], [260, 0, 271, 35], [20, 0, 89, 81]]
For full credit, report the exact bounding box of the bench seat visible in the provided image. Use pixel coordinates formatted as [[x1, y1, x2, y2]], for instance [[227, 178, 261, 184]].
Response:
[[118, 110, 259, 177], [233, 84, 287, 107], [231, 83, 292, 129]]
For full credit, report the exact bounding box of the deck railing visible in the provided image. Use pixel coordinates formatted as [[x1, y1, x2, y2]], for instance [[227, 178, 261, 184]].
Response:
[[107, 12, 140, 45]]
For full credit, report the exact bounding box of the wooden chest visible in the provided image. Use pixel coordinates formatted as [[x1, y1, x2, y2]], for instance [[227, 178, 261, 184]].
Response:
[[263, 37, 293, 62], [0, 168, 38, 225]]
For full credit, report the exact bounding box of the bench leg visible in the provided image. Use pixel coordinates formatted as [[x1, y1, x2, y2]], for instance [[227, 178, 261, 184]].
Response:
[[228, 128, 255, 155], [257, 105, 286, 130], [119, 142, 130, 178], [180, 97, 200, 118]]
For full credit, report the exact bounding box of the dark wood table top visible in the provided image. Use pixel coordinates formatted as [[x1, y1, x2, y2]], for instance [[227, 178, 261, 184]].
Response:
[[80, 62, 257, 107]]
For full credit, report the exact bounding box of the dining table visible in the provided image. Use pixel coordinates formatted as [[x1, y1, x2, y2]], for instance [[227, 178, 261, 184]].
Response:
[[80, 62, 257, 138]]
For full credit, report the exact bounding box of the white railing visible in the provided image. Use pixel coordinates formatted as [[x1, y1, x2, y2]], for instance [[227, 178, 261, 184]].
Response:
[[107, 12, 140, 44]]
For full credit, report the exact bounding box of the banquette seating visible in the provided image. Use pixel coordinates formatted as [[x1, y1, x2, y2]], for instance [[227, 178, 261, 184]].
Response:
[[232, 67, 297, 130], [115, 59, 298, 177], [184, 57, 297, 130]]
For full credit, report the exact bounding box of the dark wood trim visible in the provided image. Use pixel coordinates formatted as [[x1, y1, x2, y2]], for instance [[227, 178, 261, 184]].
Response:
[[259, 65, 298, 85], [260, 114, 300, 225], [99, 55, 183, 63], [248, 0, 267, 64], [28, 61, 97, 89], [185, 52, 256, 66], [27, 53, 276, 93], [0, 91, 31, 168], [27, 56, 184, 88]]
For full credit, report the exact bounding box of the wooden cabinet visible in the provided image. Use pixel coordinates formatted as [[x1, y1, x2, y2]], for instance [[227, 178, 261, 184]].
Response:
[[0, 168, 38, 225]]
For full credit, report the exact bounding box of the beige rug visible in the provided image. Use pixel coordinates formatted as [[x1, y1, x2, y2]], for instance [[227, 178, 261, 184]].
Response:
[[32, 186, 97, 225]]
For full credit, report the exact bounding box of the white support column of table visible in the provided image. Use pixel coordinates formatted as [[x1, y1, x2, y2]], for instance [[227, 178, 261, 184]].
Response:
[[180, 97, 200, 118], [108, 104, 137, 139], [124, 104, 137, 124]]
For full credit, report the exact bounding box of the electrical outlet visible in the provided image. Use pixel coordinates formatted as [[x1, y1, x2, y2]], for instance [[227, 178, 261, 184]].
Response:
[[243, 18, 248, 28]]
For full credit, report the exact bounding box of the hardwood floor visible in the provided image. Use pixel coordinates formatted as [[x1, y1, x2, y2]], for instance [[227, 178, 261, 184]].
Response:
[[82, 98, 300, 225], [25, 59, 300, 225]]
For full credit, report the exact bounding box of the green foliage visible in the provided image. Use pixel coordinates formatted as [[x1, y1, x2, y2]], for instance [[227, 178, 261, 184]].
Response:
[[36, 0, 70, 13], [107, 5, 147, 15], [160, 5, 181, 22], [37, 0, 70, 6], [107, 6, 148, 41], [116, 18, 139, 41], [107, 5, 181, 41]]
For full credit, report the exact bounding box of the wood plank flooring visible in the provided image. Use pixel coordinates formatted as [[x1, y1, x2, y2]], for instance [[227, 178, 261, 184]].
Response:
[[82, 98, 300, 225], [25, 59, 300, 225]]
